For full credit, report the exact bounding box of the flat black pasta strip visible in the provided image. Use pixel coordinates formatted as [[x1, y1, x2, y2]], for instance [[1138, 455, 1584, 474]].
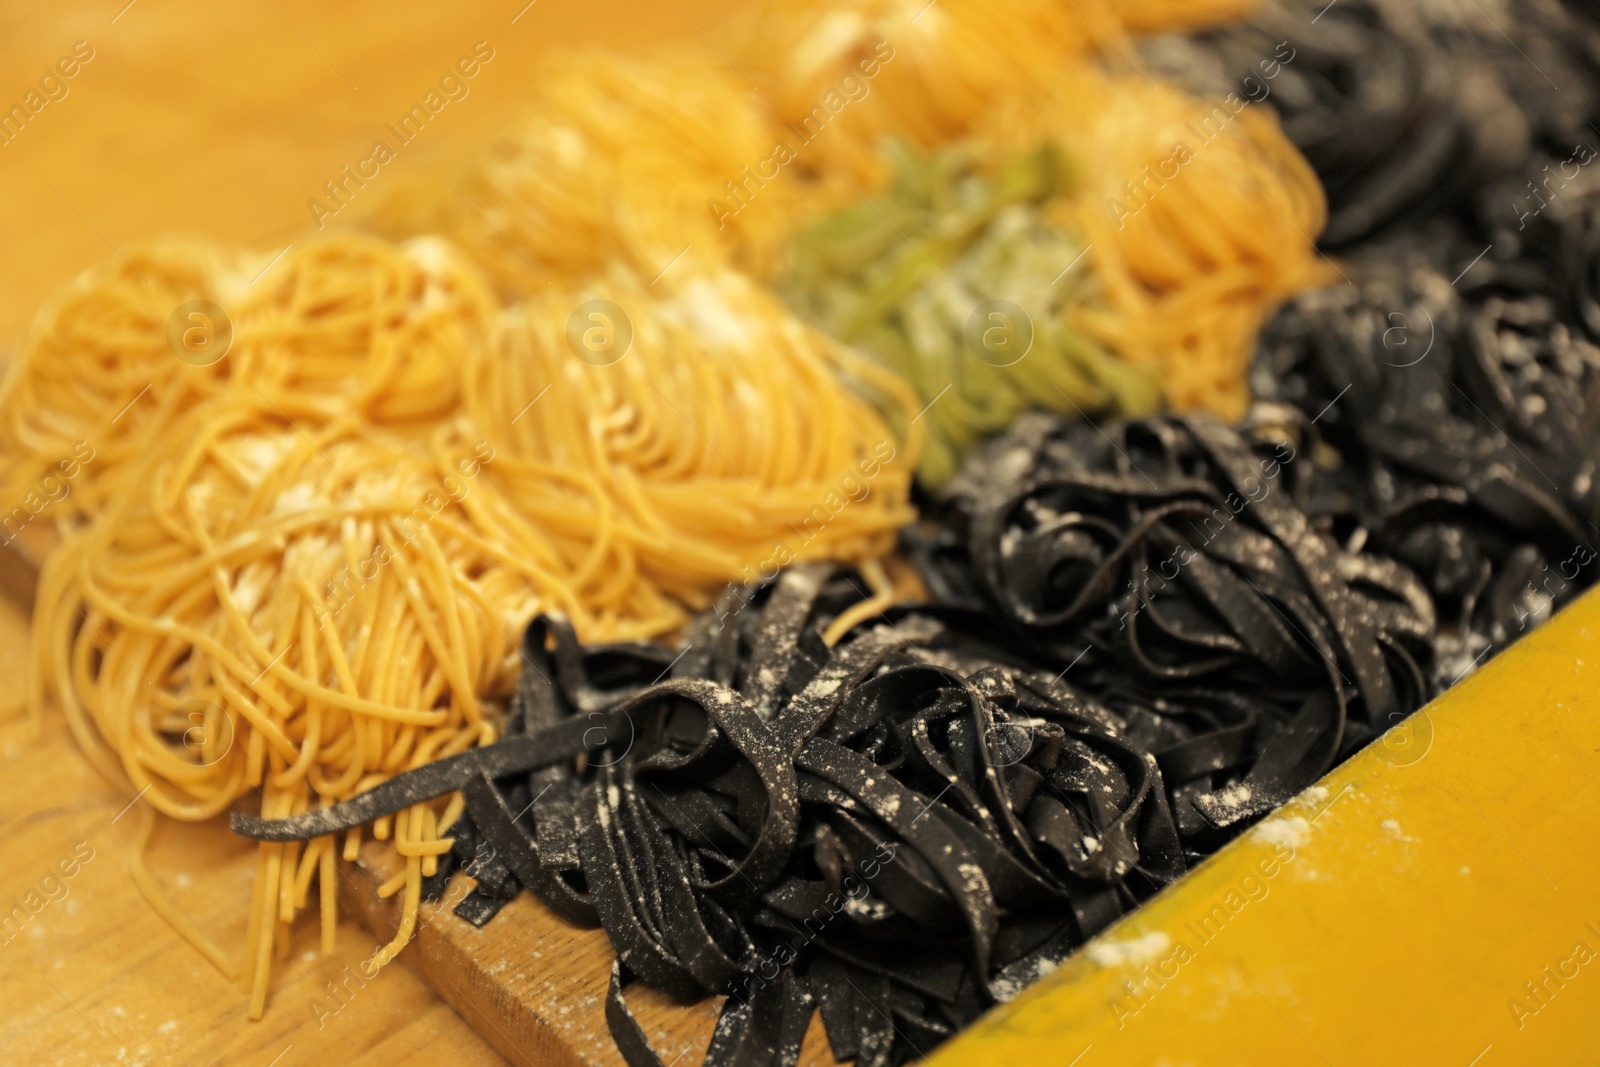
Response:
[[462, 771, 597, 927], [742, 566, 836, 719], [808, 953, 858, 1063], [704, 971, 786, 1067], [453, 889, 513, 928], [605, 961, 669, 1067], [625, 679, 800, 909], [772, 973, 815, 1067], [230, 714, 630, 841], [795, 738, 1001, 995], [580, 771, 704, 998]]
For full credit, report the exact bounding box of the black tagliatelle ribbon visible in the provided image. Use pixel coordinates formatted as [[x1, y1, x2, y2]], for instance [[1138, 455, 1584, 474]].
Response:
[[236, 565, 1195, 1067], [1145, 0, 1600, 247], [911, 411, 1438, 837], [1255, 223, 1600, 681]]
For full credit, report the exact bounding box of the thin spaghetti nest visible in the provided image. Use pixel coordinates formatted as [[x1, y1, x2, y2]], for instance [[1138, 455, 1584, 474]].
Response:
[[373, 50, 809, 294], [33, 394, 523, 1012], [0, 234, 498, 523], [465, 267, 925, 606]]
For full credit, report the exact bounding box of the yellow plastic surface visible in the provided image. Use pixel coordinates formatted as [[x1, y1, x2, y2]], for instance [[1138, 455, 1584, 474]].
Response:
[[934, 590, 1600, 1066]]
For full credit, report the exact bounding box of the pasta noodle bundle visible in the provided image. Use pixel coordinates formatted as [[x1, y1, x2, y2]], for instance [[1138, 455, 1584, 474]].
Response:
[[782, 140, 1163, 484], [0, 234, 498, 520], [779, 68, 1327, 480], [373, 51, 805, 293], [465, 267, 924, 600], [732, 0, 1099, 188], [31, 396, 531, 1013], [0, 241, 249, 521], [982, 64, 1333, 418]]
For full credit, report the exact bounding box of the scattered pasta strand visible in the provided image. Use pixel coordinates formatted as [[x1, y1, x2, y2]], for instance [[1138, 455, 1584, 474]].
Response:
[[129, 804, 240, 982]]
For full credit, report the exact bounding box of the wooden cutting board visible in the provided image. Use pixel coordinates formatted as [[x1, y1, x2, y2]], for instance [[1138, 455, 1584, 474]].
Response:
[[344, 843, 838, 1067]]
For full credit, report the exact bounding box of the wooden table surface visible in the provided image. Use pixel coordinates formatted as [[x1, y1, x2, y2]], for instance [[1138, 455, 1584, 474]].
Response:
[[0, 0, 745, 344], [0, 3, 742, 1065]]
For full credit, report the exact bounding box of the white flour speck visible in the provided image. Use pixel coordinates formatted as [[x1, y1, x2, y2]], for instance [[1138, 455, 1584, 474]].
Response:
[[1210, 782, 1253, 813], [990, 955, 1062, 1002], [1087, 931, 1170, 968], [1253, 815, 1311, 850]]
